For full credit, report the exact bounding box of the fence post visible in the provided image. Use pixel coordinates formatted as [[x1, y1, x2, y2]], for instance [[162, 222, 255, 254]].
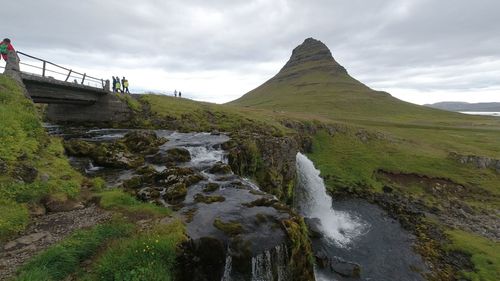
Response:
[[65, 69, 72, 82], [42, 61, 46, 77], [81, 73, 86, 84]]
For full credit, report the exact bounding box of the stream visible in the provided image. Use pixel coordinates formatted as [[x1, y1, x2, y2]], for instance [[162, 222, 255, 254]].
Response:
[[48, 124, 428, 280]]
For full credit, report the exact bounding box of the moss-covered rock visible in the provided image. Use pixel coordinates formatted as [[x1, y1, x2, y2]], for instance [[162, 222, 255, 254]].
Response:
[[208, 162, 232, 174], [203, 182, 219, 193], [121, 130, 167, 154], [194, 193, 225, 204], [122, 176, 143, 189], [281, 216, 315, 281], [213, 218, 243, 236], [164, 182, 187, 204], [147, 148, 191, 165], [63, 139, 96, 156]]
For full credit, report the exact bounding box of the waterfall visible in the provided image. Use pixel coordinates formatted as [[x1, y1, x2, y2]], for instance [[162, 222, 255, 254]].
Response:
[[295, 153, 367, 248], [221, 244, 289, 281], [221, 255, 233, 281]]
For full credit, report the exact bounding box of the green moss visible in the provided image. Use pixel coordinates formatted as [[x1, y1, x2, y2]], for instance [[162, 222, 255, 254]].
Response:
[[116, 93, 141, 112], [15, 220, 134, 281], [194, 193, 225, 204], [446, 230, 499, 281], [281, 217, 315, 280], [0, 200, 29, 240], [0, 76, 83, 240], [90, 177, 107, 192], [213, 218, 243, 236], [83, 220, 186, 281], [0, 75, 45, 162], [203, 182, 220, 193], [98, 189, 170, 218]]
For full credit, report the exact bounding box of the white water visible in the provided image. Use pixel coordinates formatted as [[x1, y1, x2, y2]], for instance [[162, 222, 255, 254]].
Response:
[[295, 153, 368, 248], [221, 244, 289, 281]]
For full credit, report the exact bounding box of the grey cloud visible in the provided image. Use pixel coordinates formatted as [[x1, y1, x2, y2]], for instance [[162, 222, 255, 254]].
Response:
[[2, 0, 499, 102]]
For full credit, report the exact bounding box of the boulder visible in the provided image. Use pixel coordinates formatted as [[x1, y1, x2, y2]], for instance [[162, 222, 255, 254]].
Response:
[[43, 195, 85, 212], [208, 162, 232, 174], [164, 182, 187, 204], [122, 130, 167, 154], [147, 148, 191, 165], [63, 139, 96, 156], [13, 163, 38, 183], [314, 253, 361, 278]]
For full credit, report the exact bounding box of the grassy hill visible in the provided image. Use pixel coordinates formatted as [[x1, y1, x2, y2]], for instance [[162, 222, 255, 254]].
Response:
[[230, 38, 500, 129]]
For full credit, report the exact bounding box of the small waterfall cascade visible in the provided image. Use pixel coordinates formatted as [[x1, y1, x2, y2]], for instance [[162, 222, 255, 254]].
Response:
[[295, 153, 367, 248], [221, 244, 289, 281]]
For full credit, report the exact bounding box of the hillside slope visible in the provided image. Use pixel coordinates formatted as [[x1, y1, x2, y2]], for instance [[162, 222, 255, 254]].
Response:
[[230, 38, 500, 127]]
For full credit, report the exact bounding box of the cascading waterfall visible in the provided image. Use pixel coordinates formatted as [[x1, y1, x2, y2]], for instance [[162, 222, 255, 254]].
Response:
[[295, 153, 368, 248], [221, 244, 289, 281]]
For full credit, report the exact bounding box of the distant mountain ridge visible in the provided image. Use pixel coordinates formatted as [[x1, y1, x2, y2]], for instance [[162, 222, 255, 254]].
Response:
[[425, 102, 500, 112]]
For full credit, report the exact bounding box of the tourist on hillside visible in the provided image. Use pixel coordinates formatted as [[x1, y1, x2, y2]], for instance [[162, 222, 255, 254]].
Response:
[[174, 89, 178, 97], [0, 38, 15, 61], [122, 77, 130, 94], [179, 91, 182, 98], [114, 76, 121, 93]]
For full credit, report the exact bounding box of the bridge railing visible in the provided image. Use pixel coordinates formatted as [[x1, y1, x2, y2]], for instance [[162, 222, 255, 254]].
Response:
[[14, 51, 107, 90]]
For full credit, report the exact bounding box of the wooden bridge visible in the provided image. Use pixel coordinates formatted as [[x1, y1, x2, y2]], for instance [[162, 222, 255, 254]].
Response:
[[2, 51, 110, 105]]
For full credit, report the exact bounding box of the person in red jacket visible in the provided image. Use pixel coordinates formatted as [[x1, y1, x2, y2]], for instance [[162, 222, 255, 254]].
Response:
[[0, 38, 15, 61]]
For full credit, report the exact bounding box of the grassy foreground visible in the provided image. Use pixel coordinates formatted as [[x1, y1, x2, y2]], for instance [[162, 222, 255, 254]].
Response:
[[0, 75, 82, 240]]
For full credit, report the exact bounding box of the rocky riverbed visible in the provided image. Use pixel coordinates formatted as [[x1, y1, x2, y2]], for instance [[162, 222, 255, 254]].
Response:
[[55, 127, 314, 280]]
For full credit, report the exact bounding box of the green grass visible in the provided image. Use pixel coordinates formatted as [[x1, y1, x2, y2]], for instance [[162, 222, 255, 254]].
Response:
[[15, 220, 134, 281], [98, 189, 171, 218], [81, 220, 185, 281], [446, 230, 500, 281], [308, 130, 500, 201], [0, 75, 84, 240], [139, 94, 288, 135]]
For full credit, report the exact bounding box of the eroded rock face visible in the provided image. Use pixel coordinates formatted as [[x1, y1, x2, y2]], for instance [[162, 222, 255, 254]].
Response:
[[226, 133, 300, 204]]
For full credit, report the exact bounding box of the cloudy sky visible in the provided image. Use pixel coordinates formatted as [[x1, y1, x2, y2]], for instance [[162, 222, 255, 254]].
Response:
[[3, 0, 499, 104]]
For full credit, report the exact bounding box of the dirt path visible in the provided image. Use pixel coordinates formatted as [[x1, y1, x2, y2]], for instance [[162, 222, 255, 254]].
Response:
[[0, 204, 111, 281]]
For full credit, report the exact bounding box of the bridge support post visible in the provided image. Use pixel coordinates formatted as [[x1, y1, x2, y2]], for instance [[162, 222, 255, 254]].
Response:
[[4, 50, 22, 83]]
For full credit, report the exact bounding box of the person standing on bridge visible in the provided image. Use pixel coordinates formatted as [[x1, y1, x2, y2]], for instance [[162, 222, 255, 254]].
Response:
[[122, 77, 130, 94], [114, 76, 122, 93], [0, 38, 15, 61]]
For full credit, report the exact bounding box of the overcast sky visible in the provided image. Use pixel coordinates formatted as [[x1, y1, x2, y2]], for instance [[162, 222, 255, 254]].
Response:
[[2, 0, 499, 104]]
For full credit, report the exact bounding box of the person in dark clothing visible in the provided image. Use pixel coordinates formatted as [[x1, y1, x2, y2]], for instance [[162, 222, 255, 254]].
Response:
[[179, 91, 182, 98], [114, 76, 121, 93], [112, 76, 116, 92]]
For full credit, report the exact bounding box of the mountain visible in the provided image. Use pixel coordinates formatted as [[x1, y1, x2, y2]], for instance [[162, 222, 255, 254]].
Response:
[[229, 38, 469, 124], [425, 102, 500, 112]]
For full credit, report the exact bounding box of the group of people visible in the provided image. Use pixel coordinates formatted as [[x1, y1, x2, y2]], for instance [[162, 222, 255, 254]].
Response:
[[112, 76, 130, 93], [174, 89, 182, 98]]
